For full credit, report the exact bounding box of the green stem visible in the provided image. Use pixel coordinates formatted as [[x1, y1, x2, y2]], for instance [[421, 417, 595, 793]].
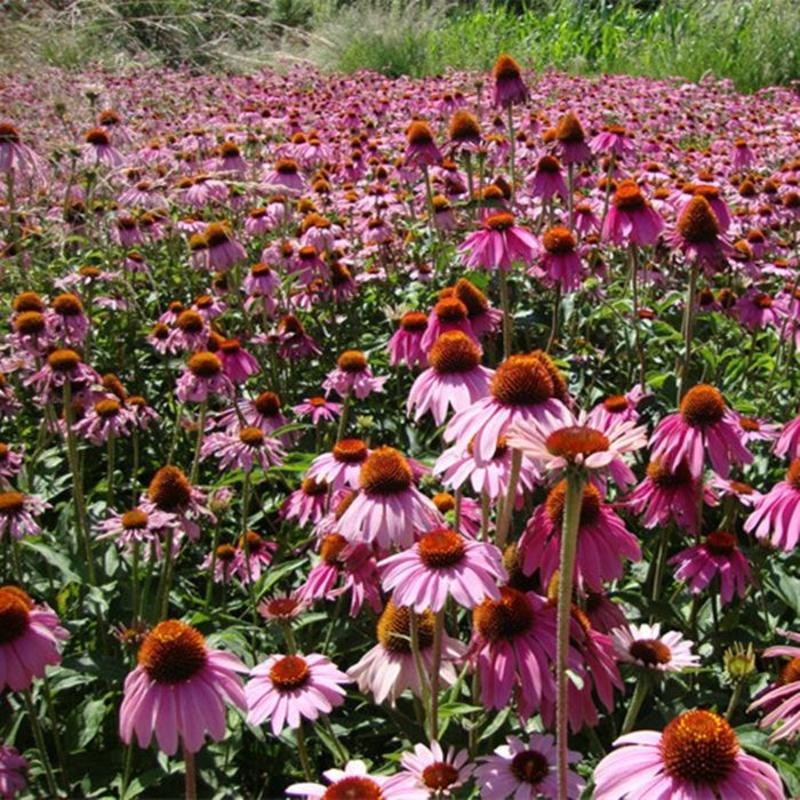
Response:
[[131, 540, 141, 623], [678, 262, 699, 403], [24, 689, 60, 798], [429, 608, 445, 741], [495, 449, 522, 548], [158, 530, 175, 621], [621, 676, 650, 734], [335, 390, 351, 442], [409, 610, 431, 718], [204, 524, 222, 607], [507, 104, 516, 203], [190, 400, 207, 485], [725, 681, 744, 722], [499, 270, 513, 359], [296, 723, 313, 780], [240, 471, 259, 629], [555, 469, 585, 800], [183, 746, 197, 800], [546, 284, 562, 354], [106, 432, 116, 510], [42, 677, 68, 788]]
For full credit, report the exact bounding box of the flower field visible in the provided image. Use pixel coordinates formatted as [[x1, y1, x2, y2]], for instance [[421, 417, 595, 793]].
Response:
[[1, 59, 800, 798]]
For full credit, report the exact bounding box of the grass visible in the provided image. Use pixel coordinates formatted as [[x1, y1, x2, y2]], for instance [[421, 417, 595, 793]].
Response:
[[2, 0, 800, 92]]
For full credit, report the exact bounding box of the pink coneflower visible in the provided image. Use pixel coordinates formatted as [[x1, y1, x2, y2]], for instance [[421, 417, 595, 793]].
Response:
[[84, 127, 124, 168], [202, 543, 243, 585], [399, 741, 474, 796], [735, 289, 782, 331], [529, 154, 568, 201], [733, 137, 756, 170], [445, 352, 571, 466], [586, 387, 647, 429], [140, 465, 211, 542], [306, 439, 370, 491], [0, 744, 27, 799], [127, 395, 159, 431], [602, 180, 664, 246], [669, 531, 751, 604], [491, 54, 528, 108], [298, 533, 381, 616], [471, 588, 567, 717], [459, 212, 539, 272], [0, 444, 23, 484], [175, 351, 233, 403], [281, 478, 335, 528], [323, 350, 386, 400], [519, 481, 640, 591], [667, 195, 731, 269], [612, 623, 699, 672], [593, 709, 783, 800], [625, 458, 715, 534], [554, 111, 591, 165], [435, 435, 539, 501], [217, 339, 259, 383], [203, 222, 246, 271], [0, 491, 49, 541], [749, 629, 800, 742], [537, 226, 584, 292], [264, 158, 305, 195], [97, 507, 176, 559], [388, 311, 428, 368], [287, 760, 427, 800], [246, 652, 349, 735], [201, 425, 284, 472], [236, 531, 277, 583], [507, 409, 646, 488], [26, 349, 99, 403], [0, 585, 67, 690], [337, 447, 442, 550], [218, 391, 288, 437], [590, 124, 635, 160], [0, 122, 45, 182], [405, 120, 442, 169], [452, 277, 503, 339], [735, 414, 781, 445], [419, 297, 477, 353], [775, 413, 800, 460], [649, 384, 752, 478], [293, 395, 342, 424], [475, 733, 583, 799], [46, 293, 89, 345], [73, 396, 136, 444], [166, 309, 208, 353], [408, 332, 493, 425], [119, 620, 246, 754], [379, 527, 506, 611], [745, 460, 800, 551], [347, 600, 466, 705]]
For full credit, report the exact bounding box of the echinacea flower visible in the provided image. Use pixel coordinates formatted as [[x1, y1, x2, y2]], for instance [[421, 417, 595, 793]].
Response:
[[602, 180, 664, 247], [459, 212, 538, 272], [0, 744, 27, 800], [202, 544, 243, 585], [667, 195, 731, 269], [73, 396, 136, 444], [306, 439, 370, 491], [281, 478, 336, 528], [649, 384, 752, 478], [140, 465, 211, 542], [246, 653, 350, 735], [408, 332, 493, 424], [0, 491, 49, 540], [405, 120, 442, 169], [612, 623, 699, 673], [744, 460, 800, 551], [669, 531, 751, 604], [323, 350, 386, 400], [119, 620, 247, 754], [293, 396, 342, 424], [507, 409, 646, 488], [445, 352, 571, 466], [518, 481, 641, 591], [775, 413, 800, 460], [347, 600, 465, 705], [287, 760, 427, 800], [748, 629, 800, 742], [491, 54, 528, 108], [593, 709, 784, 800], [337, 447, 442, 550], [379, 527, 506, 612], [554, 111, 591, 165], [236, 531, 277, 584], [471, 587, 570, 717], [176, 351, 233, 403], [97, 506, 176, 559], [388, 311, 428, 368], [201, 425, 284, 472], [0, 444, 23, 484], [0, 585, 67, 691], [475, 733, 583, 799], [537, 225, 584, 292]]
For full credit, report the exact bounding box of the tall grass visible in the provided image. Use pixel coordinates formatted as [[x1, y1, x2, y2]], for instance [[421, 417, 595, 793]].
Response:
[[2, 0, 799, 92], [309, 0, 800, 92]]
